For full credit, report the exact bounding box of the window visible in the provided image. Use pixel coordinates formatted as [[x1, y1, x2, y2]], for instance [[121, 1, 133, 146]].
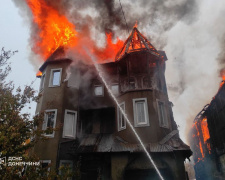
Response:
[[117, 102, 126, 131], [111, 84, 119, 95], [133, 98, 149, 127], [142, 77, 149, 88], [157, 100, 168, 128], [59, 160, 73, 179], [39, 73, 45, 91], [129, 77, 135, 89], [49, 68, 62, 87], [40, 160, 51, 176], [63, 110, 77, 139], [94, 85, 104, 96], [42, 109, 57, 137]]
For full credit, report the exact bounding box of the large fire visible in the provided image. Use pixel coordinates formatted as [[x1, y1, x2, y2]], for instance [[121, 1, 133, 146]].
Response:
[[26, 0, 124, 63], [26, 0, 77, 59], [193, 117, 211, 164]]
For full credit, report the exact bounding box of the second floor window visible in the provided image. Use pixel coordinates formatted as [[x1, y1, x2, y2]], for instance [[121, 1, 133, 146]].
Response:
[[49, 68, 62, 87], [133, 98, 149, 127], [63, 110, 77, 139], [42, 109, 57, 137]]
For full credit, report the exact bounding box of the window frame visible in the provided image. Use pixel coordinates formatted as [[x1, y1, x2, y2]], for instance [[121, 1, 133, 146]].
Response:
[[94, 84, 104, 97], [63, 110, 77, 139], [117, 102, 126, 131], [157, 99, 169, 128], [42, 109, 57, 138], [49, 68, 62, 87], [40, 160, 51, 172], [133, 98, 150, 127], [39, 72, 46, 92]]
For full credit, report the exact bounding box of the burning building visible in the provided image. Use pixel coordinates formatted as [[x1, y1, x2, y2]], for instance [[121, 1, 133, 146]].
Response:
[[33, 26, 192, 180], [190, 80, 225, 179]]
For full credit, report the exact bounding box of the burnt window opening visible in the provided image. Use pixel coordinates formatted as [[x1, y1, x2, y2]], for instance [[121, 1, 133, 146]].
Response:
[[129, 77, 135, 90], [94, 85, 104, 96]]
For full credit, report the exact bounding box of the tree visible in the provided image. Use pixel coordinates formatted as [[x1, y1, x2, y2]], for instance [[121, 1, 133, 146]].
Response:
[[0, 48, 74, 179]]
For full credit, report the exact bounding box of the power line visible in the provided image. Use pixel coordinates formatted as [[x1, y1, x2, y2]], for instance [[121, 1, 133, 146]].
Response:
[[119, 0, 129, 35]]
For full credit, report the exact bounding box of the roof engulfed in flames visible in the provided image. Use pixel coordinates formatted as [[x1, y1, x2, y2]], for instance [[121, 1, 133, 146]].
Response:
[[115, 27, 159, 61], [26, 0, 77, 60]]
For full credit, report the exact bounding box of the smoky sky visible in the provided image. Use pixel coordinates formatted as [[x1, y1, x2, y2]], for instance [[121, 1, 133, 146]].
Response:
[[12, 0, 225, 143]]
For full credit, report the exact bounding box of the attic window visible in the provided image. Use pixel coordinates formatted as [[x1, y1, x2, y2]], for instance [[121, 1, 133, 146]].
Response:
[[94, 85, 104, 96], [49, 68, 62, 87]]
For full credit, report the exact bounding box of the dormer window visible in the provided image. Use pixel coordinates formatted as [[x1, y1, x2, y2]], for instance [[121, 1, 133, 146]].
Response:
[[94, 85, 104, 96], [49, 68, 62, 87]]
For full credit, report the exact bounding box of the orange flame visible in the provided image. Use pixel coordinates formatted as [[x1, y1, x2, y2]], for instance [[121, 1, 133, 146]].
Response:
[[26, 0, 124, 63], [93, 32, 124, 62], [36, 71, 42, 77], [201, 118, 210, 143], [26, 0, 77, 59]]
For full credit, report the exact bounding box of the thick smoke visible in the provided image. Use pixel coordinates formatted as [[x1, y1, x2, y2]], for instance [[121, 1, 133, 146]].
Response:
[[12, 0, 225, 143]]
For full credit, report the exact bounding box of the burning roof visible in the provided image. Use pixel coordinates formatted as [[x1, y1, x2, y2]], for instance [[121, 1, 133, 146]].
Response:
[[115, 27, 160, 61]]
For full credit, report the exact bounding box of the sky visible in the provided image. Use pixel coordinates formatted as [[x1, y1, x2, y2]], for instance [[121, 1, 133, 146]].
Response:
[[0, 0, 225, 143]]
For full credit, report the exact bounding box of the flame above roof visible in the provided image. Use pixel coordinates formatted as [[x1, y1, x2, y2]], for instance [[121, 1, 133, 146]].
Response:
[[115, 27, 160, 61]]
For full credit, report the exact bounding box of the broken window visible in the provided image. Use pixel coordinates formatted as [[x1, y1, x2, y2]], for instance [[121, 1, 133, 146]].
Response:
[[94, 85, 104, 96], [63, 110, 77, 139], [39, 73, 45, 91], [118, 102, 126, 131], [42, 109, 57, 137], [133, 98, 149, 127], [49, 68, 62, 87], [157, 100, 168, 128], [129, 77, 135, 90]]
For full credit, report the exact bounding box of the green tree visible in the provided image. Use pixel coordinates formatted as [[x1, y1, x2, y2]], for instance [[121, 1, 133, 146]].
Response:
[[0, 48, 75, 179]]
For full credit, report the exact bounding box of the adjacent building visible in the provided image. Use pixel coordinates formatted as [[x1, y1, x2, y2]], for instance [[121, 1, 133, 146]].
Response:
[[190, 81, 225, 179]]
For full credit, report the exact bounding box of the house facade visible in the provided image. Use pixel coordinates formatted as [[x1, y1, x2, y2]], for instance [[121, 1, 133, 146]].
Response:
[[34, 27, 192, 180]]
